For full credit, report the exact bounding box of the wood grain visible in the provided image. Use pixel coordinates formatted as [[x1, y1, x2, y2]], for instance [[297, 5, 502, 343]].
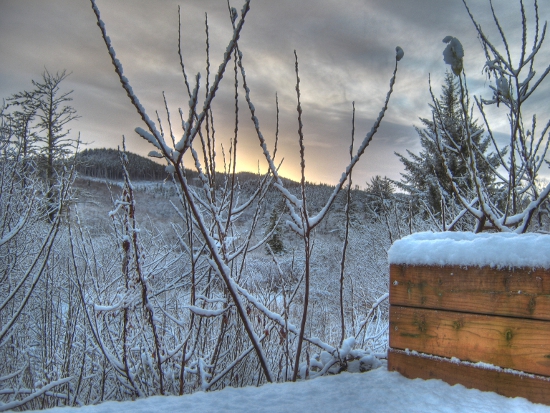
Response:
[[388, 348, 550, 405], [390, 264, 550, 320], [390, 305, 550, 376]]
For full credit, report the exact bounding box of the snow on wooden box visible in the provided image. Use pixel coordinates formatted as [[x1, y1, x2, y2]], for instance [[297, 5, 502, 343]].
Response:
[[386, 232, 550, 405]]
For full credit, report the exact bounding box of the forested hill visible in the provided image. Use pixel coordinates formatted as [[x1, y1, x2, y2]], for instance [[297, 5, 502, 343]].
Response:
[[74, 148, 302, 187], [75, 148, 172, 181]]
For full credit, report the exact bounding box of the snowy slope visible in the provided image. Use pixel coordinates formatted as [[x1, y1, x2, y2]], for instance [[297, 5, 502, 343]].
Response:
[[24, 364, 549, 413]]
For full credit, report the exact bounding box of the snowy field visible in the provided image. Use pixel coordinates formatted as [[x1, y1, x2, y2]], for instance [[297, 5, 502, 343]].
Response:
[[24, 364, 550, 413]]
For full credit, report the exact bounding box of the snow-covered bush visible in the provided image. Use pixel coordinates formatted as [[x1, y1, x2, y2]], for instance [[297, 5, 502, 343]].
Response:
[[89, 0, 402, 395], [0, 104, 76, 410]]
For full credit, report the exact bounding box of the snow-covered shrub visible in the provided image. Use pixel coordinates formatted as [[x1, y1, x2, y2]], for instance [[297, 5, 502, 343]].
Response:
[[0, 105, 76, 410], [89, 0, 403, 395]]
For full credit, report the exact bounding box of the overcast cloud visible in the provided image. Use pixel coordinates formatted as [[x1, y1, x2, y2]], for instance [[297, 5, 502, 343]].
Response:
[[1, 0, 550, 185]]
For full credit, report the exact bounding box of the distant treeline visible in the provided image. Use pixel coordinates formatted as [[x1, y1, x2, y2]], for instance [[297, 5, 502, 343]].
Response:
[[75, 148, 169, 181], [74, 148, 305, 186]]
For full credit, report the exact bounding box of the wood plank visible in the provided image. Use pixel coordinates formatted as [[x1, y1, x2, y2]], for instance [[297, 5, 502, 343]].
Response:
[[388, 349, 550, 405], [390, 264, 550, 320], [390, 305, 550, 377]]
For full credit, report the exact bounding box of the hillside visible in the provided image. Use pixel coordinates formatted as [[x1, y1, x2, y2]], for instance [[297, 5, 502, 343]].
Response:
[[75, 148, 173, 181], [74, 148, 301, 187]]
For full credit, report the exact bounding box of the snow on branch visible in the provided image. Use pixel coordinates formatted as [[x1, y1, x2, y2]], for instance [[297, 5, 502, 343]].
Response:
[[90, 0, 171, 158], [308, 56, 402, 230], [0, 377, 72, 412]]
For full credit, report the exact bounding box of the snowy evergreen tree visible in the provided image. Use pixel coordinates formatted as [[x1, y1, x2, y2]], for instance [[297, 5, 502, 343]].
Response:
[[395, 72, 498, 227], [8, 70, 78, 221], [265, 202, 285, 254], [365, 176, 393, 206]]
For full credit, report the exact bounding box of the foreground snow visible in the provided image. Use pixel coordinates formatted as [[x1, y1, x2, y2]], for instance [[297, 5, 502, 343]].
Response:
[[27, 363, 549, 413]]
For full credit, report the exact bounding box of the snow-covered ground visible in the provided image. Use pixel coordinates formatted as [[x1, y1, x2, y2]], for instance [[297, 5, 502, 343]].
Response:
[[25, 363, 550, 413]]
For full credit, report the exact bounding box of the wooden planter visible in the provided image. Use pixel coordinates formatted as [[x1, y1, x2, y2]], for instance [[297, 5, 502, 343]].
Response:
[[387, 233, 550, 405]]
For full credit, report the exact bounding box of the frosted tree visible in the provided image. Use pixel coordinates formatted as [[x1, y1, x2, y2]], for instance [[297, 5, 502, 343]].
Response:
[[91, 0, 403, 390], [396, 72, 498, 230], [8, 70, 79, 221], [0, 104, 76, 411], [265, 204, 285, 254], [430, 0, 550, 233]]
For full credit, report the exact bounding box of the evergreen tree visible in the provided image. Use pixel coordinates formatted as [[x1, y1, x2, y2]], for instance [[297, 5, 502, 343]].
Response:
[[364, 175, 394, 216], [265, 202, 285, 254], [395, 72, 498, 225], [9, 70, 78, 220]]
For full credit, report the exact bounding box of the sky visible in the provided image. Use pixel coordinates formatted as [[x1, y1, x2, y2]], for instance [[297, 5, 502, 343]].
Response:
[[1, 0, 550, 186]]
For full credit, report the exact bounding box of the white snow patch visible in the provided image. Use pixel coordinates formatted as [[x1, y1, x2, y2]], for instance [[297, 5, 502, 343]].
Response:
[[388, 231, 550, 269], [442, 36, 464, 75], [23, 364, 550, 413], [398, 348, 550, 380], [395, 46, 404, 61]]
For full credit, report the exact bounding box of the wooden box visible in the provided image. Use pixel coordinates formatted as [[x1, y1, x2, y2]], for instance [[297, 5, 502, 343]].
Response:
[[387, 233, 550, 405]]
